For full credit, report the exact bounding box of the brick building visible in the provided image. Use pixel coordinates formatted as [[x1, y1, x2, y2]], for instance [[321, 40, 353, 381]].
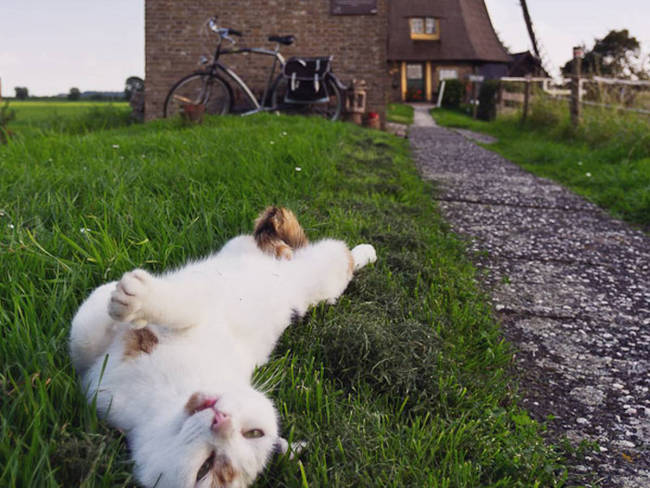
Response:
[[145, 0, 388, 121], [145, 0, 508, 119]]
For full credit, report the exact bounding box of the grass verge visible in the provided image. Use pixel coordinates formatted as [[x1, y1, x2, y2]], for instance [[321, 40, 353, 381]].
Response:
[[1, 114, 565, 486], [432, 105, 650, 231], [387, 103, 414, 125]]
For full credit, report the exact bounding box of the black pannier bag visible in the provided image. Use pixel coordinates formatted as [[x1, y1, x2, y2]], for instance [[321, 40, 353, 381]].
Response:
[[282, 56, 332, 103]]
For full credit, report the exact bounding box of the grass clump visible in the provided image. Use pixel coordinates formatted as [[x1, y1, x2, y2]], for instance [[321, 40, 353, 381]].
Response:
[[433, 104, 650, 230], [1, 112, 566, 486], [386, 103, 414, 125]]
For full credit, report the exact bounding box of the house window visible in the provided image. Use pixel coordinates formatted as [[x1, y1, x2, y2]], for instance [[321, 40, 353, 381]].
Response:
[[439, 69, 458, 80], [409, 17, 440, 40]]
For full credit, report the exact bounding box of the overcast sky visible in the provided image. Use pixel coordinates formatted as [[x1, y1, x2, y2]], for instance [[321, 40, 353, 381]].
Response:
[[1, 0, 649, 96], [484, 0, 650, 76]]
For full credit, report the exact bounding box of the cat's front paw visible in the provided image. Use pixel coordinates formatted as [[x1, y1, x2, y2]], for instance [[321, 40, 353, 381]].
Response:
[[108, 269, 154, 327], [351, 244, 377, 271]]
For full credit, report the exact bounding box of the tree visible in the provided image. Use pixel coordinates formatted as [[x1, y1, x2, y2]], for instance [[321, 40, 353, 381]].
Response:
[[561, 29, 645, 79], [14, 87, 28, 100], [124, 76, 144, 101], [68, 87, 81, 100]]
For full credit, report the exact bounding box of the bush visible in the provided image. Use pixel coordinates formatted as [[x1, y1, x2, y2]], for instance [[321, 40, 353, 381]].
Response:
[[477, 80, 499, 121], [441, 79, 465, 109], [528, 93, 565, 130]]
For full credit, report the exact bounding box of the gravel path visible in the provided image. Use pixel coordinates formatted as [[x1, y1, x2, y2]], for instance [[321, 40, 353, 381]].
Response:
[[408, 106, 650, 487]]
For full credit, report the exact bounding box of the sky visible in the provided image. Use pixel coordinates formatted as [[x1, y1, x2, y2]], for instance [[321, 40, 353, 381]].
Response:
[[1, 0, 649, 97], [484, 0, 650, 77], [1, 0, 144, 97]]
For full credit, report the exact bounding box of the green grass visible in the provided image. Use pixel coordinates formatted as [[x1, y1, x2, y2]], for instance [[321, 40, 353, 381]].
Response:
[[1, 113, 566, 486], [387, 103, 414, 125], [4, 100, 132, 138], [432, 105, 650, 231]]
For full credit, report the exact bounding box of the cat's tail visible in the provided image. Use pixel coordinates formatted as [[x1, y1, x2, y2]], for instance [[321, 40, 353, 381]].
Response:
[[254, 206, 308, 259]]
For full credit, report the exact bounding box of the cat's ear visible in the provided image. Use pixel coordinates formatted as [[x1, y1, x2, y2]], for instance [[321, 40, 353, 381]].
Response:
[[273, 438, 307, 459]]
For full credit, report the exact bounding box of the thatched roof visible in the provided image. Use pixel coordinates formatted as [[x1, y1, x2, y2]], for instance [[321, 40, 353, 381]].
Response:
[[388, 0, 510, 63]]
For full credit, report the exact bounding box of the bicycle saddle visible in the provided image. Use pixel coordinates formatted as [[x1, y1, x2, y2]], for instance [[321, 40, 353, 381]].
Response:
[[268, 34, 295, 45]]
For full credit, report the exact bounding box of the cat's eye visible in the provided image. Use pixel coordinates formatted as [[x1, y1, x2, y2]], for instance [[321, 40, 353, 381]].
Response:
[[243, 428, 265, 439], [196, 452, 214, 481]]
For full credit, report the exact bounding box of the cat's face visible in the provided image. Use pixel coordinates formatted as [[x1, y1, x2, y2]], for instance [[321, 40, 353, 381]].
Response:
[[133, 386, 279, 488]]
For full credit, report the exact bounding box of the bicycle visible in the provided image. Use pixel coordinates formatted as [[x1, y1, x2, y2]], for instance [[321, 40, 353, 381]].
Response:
[[163, 17, 345, 121]]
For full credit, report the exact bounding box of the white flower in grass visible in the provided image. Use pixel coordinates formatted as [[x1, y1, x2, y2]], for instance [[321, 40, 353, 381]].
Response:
[[295, 167, 302, 172], [270, 141, 275, 145], [585, 172, 592, 178], [281, 131, 288, 136], [7, 224, 14, 229], [0, 209, 5, 217], [80, 228, 91, 234], [112, 144, 120, 149], [578, 161, 583, 166]]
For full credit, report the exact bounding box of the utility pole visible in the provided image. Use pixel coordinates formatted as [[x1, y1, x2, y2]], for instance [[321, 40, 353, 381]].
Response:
[[520, 0, 540, 58]]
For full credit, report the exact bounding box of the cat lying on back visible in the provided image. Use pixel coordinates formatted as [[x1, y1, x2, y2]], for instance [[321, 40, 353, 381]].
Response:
[[69, 207, 377, 488]]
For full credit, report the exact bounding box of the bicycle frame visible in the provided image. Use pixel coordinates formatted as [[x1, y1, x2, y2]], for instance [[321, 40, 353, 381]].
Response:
[[167, 20, 345, 120], [210, 43, 286, 115]]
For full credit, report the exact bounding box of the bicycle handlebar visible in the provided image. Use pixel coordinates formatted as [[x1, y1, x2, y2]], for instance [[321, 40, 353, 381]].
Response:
[[208, 17, 242, 38]]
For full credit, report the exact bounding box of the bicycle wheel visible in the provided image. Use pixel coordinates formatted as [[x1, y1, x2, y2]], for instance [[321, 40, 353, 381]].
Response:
[[163, 73, 233, 118], [270, 76, 343, 121]]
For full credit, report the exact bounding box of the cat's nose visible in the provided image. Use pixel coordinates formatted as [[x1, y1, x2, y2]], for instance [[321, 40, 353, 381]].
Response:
[[211, 410, 231, 434]]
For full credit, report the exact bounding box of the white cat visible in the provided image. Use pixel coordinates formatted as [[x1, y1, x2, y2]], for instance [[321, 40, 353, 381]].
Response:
[[69, 207, 377, 488]]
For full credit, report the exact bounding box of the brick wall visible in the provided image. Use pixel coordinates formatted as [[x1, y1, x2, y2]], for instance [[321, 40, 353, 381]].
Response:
[[145, 0, 388, 122]]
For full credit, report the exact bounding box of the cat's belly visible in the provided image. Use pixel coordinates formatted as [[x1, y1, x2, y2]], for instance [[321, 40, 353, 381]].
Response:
[[84, 326, 254, 430]]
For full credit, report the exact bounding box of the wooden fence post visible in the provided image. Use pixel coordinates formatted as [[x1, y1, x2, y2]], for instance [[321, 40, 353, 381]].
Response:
[[571, 46, 583, 127], [497, 80, 504, 115], [521, 77, 531, 124]]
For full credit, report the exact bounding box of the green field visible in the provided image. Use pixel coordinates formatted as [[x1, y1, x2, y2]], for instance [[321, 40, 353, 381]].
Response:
[[1, 107, 567, 486], [3, 100, 132, 137], [432, 106, 650, 231]]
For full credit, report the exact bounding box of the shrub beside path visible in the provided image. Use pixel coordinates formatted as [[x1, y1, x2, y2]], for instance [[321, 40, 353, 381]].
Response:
[[408, 106, 649, 487]]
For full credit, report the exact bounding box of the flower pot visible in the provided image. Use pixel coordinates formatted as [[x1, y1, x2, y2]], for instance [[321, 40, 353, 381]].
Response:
[[181, 103, 206, 123]]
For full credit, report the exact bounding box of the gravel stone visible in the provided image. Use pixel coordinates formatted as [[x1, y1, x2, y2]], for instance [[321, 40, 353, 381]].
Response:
[[409, 111, 650, 487]]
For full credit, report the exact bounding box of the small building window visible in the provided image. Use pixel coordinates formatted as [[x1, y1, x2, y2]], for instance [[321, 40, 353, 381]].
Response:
[[439, 69, 458, 80], [409, 17, 439, 40]]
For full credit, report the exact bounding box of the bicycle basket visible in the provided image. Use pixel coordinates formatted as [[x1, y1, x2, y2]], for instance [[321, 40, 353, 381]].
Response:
[[282, 56, 332, 103]]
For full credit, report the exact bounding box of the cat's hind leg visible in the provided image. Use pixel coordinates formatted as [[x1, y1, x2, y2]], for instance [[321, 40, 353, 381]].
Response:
[[351, 244, 377, 271], [69, 282, 119, 374], [291, 240, 376, 309]]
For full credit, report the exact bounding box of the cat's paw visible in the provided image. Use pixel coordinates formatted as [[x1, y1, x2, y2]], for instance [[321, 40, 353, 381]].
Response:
[[108, 269, 154, 327], [351, 244, 377, 271]]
